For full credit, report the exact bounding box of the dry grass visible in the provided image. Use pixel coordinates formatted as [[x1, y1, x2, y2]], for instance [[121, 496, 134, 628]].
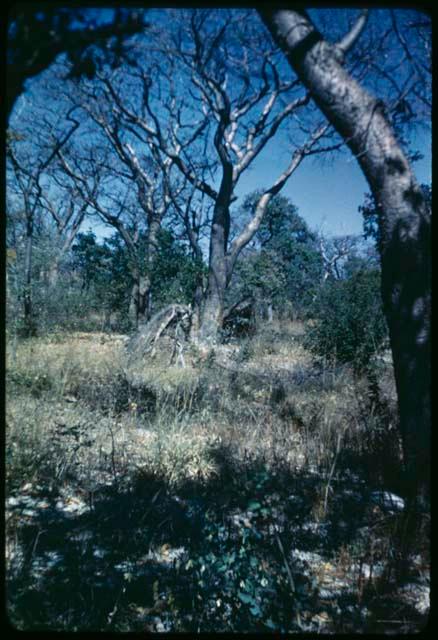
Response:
[[6, 324, 400, 494], [6, 323, 429, 634]]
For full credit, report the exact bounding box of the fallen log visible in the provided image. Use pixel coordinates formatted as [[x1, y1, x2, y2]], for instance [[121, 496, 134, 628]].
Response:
[[126, 304, 192, 362]]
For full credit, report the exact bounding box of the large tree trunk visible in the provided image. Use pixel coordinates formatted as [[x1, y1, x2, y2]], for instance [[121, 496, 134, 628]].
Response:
[[198, 201, 230, 344], [198, 283, 224, 344], [260, 9, 431, 503]]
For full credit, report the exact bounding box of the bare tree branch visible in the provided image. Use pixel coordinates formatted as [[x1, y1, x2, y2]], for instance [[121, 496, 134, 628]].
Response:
[[337, 10, 369, 55]]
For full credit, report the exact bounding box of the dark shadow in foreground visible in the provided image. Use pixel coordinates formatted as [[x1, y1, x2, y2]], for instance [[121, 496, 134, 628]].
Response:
[[6, 445, 430, 633]]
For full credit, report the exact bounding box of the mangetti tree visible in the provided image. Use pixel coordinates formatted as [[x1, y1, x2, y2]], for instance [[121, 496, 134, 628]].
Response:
[[53, 132, 173, 328], [37, 189, 88, 285], [259, 8, 431, 503], [89, 8, 343, 343], [162, 177, 214, 337], [6, 113, 82, 335], [318, 234, 360, 283], [62, 74, 193, 326]]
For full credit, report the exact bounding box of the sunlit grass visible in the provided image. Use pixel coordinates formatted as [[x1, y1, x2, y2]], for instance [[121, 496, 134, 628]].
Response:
[[6, 322, 421, 633]]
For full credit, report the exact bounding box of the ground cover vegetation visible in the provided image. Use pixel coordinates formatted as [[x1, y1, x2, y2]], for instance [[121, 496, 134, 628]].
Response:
[[6, 6, 430, 633]]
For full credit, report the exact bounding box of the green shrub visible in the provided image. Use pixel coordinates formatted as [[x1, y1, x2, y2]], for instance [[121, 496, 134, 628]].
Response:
[[304, 270, 388, 372]]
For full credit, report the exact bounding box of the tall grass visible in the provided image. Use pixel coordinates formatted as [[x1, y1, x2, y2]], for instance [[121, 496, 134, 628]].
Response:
[[6, 324, 426, 633], [6, 324, 400, 494]]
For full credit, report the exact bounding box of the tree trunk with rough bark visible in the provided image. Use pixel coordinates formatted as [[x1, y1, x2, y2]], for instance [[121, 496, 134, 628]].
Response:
[[198, 265, 227, 344], [129, 273, 151, 329], [128, 218, 161, 329], [260, 8, 431, 503], [198, 175, 232, 344]]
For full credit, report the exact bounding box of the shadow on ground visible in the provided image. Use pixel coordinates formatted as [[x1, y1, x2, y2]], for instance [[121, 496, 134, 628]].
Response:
[[6, 444, 429, 633]]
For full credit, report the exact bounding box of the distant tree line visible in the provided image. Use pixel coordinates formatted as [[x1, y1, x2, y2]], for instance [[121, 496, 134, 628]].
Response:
[[7, 186, 386, 338]]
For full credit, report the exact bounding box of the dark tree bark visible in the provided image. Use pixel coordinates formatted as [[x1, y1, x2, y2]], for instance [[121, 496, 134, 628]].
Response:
[[129, 274, 150, 328], [129, 215, 161, 328], [198, 163, 233, 343], [259, 8, 431, 503]]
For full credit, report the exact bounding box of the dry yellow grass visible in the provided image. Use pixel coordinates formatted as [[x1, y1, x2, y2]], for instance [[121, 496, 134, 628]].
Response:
[[6, 322, 398, 494], [7, 332, 126, 375]]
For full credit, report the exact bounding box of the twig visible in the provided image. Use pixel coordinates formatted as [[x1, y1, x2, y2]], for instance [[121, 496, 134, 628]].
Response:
[[107, 423, 118, 488], [323, 430, 343, 517], [25, 528, 46, 568], [375, 620, 407, 624], [275, 529, 302, 626], [140, 488, 162, 524], [107, 584, 126, 627]]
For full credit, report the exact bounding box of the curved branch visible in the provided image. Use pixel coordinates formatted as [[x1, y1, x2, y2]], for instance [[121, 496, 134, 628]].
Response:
[[227, 123, 328, 276], [337, 10, 369, 55]]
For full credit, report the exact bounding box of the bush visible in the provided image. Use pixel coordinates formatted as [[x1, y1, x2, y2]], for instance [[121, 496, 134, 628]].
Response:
[[304, 270, 388, 372]]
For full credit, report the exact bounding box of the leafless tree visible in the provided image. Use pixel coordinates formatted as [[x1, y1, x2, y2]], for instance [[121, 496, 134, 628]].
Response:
[[38, 189, 88, 285], [318, 234, 359, 282], [6, 119, 80, 335], [259, 8, 431, 504], [52, 135, 163, 328], [95, 9, 343, 342]]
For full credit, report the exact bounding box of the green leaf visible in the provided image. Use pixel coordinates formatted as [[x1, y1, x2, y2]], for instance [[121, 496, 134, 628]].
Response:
[[249, 603, 262, 617], [237, 591, 255, 605], [247, 500, 261, 511]]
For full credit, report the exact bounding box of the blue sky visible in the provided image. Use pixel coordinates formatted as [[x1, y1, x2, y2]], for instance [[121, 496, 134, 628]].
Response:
[[239, 128, 431, 238], [90, 126, 431, 242], [81, 7, 431, 242], [18, 7, 428, 244]]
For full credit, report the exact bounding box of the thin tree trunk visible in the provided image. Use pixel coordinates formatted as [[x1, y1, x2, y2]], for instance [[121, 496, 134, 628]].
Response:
[[260, 9, 431, 503], [128, 279, 139, 329], [189, 279, 204, 341], [129, 273, 152, 329], [138, 274, 150, 324], [144, 217, 161, 322], [47, 260, 59, 286], [23, 217, 36, 336]]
